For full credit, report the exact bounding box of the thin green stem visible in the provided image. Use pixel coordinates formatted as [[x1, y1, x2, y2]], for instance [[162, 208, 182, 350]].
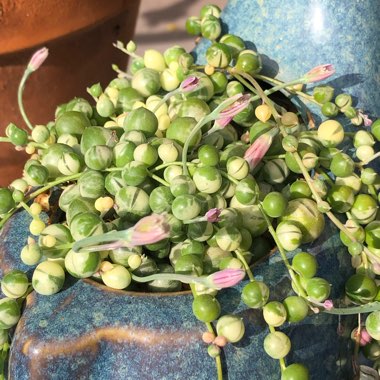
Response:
[[132, 273, 214, 287], [220, 171, 239, 185], [0, 137, 11, 143], [292, 153, 325, 205], [113, 42, 142, 60], [263, 154, 286, 160], [42, 242, 74, 252], [325, 210, 376, 266], [28, 173, 82, 199], [367, 185, 379, 201], [149, 173, 170, 187], [231, 70, 281, 123], [190, 285, 223, 380], [324, 302, 380, 315], [182, 89, 260, 172], [254, 73, 322, 106], [362, 151, 380, 166], [215, 355, 223, 380], [152, 89, 180, 113], [152, 161, 196, 172], [0, 342, 9, 380], [0, 172, 82, 229], [112, 65, 133, 80], [316, 168, 334, 186], [27, 142, 50, 149], [19, 202, 37, 219], [104, 167, 123, 172], [240, 72, 376, 269], [17, 69, 34, 131], [268, 326, 286, 372], [0, 211, 16, 229], [258, 203, 307, 297], [235, 250, 255, 282], [182, 116, 211, 175]]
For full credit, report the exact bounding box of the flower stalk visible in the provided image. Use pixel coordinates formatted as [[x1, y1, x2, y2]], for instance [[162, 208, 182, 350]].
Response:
[[182, 208, 221, 224], [244, 128, 278, 170], [18, 47, 49, 131], [181, 93, 251, 174], [132, 268, 246, 289], [152, 76, 200, 113], [73, 214, 171, 253]]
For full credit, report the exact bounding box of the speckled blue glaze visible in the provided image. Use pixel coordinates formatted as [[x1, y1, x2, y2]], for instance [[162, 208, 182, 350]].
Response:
[[195, 0, 380, 122], [1, 210, 354, 380]]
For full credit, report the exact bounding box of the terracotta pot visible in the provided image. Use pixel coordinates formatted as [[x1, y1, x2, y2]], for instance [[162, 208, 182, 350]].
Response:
[[0, 0, 140, 186]]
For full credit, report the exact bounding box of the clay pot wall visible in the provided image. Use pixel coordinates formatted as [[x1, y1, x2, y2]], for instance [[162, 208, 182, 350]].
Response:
[[0, 0, 140, 186]]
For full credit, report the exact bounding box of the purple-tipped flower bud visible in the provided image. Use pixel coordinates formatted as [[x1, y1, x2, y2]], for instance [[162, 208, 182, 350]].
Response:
[[351, 327, 372, 346], [358, 111, 373, 127], [180, 76, 200, 92], [28, 47, 49, 71], [244, 128, 277, 170], [303, 64, 335, 83], [205, 208, 221, 222], [214, 93, 251, 128], [129, 214, 171, 246], [218, 93, 251, 119], [323, 299, 333, 310], [206, 268, 245, 289], [73, 214, 170, 253]]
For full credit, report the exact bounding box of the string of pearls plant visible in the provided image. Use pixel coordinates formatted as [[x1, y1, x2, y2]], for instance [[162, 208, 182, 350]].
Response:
[[0, 4, 379, 380]]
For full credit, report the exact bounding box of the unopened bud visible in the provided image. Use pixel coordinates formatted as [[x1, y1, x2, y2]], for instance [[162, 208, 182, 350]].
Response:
[[202, 331, 216, 344], [126, 41, 137, 53], [313, 85, 334, 104], [207, 344, 221, 358], [335, 93, 352, 111], [41, 235, 57, 248], [255, 104, 272, 122]]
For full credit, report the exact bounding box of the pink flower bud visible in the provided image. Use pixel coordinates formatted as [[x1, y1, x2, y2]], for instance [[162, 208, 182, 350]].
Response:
[[323, 299, 334, 310], [72, 214, 170, 253], [214, 335, 228, 347], [205, 208, 221, 223], [303, 64, 335, 83], [180, 76, 200, 92], [206, 268, 246, 289], [359, 328, 373, 346], [28, 47, 49, 71], [214, 116, 233, 129], [202, 331, 216, 344], [130, 214, 171, 246], [351, 327, 372, 346], [212, 93, 251, 129], [218, 93, 251, 119], [359, 111, 373, 127], [244, 129, 277, 169]]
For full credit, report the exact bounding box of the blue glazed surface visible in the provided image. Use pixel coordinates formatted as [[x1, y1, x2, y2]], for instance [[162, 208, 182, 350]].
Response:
[[1, 210, 354, 380], [195, 0, 380, 121]]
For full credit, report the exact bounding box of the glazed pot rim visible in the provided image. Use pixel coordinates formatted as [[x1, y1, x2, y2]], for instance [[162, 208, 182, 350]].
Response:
[[80, 246, 278, 297]]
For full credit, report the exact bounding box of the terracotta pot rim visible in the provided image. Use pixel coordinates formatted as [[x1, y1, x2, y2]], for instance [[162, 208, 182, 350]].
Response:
[[0, 0, 141, 55]]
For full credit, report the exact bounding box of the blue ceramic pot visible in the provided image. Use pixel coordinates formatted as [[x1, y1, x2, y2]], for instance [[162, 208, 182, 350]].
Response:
[[4, 1, 378, 379], [195, 0, 380, 122], [1, 210, 354, 380]]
